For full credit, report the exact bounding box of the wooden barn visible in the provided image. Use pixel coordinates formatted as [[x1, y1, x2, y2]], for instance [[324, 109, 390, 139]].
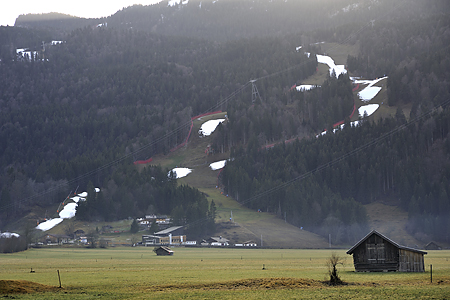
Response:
[[346, 230, 427, 272], [424, 241, 442, 250], [153, 246, 173, 256]]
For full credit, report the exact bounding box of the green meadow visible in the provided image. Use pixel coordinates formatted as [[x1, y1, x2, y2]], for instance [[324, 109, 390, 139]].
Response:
[[1, 247, 449, 299]]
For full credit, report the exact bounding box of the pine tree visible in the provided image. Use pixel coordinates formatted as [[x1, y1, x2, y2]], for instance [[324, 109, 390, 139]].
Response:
[[130, 219, 139, 234], [148, 220, 159, 234]]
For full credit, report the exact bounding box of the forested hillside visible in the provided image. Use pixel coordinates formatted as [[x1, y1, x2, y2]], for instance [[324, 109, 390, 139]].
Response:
[[1, 0, 450, 245], [14, 13, 98, 36], [218, 1, 450, 244], [0, 24, 317, 230], [222, 107, 450, 244], [75, 166, 216, 238]]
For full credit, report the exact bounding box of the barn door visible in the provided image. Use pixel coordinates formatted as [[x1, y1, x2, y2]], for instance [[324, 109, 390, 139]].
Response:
[[367, 243, 385, 263]]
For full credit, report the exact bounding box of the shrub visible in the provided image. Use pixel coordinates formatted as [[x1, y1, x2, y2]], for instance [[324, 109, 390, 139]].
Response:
[[326, 252, 345, 285]]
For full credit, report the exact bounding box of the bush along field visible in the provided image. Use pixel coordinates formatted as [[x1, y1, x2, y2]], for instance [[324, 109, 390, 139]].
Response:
[[0, 248, 449, 299]]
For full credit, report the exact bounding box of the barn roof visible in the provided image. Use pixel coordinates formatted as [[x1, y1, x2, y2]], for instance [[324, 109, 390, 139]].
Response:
[[208, 236, 229, 243], [154, 246, 174, 254], [154, 226, 184, 236], [346, 230, 427, 255]]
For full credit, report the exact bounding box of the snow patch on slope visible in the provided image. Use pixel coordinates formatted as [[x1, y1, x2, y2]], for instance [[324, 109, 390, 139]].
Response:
[[168, 0, 189, 7], [359, 104, 379, 117], [209, 160, 227, 170], [36, 189, 100, 231], [356, 77, 387, 102], [199, 119, 225, 136], [296, 85, 319, 91], [169, 167, 192, 178], [316, 54, 347, 78]]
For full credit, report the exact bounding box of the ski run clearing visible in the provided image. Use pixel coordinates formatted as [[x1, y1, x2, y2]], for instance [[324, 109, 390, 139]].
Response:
[[36, 189, 100, 231], [316, 54, 347, 78], [38, 115, 227, 232], [299, 51, 386, 111], [297, 49, 387, 138], [294, 48, 389, 138]]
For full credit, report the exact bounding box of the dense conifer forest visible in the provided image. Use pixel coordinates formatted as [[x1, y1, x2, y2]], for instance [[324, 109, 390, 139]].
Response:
[[1, 0, 450, 243]]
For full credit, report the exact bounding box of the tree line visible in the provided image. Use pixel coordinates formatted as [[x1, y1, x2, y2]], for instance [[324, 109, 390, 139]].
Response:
[[76, 165, 216, 239], [221, 105, 450, 244]]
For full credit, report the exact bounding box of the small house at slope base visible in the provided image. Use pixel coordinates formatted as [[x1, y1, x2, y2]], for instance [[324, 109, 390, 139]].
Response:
[[346, 230, 427, 272], [153, 246, 173, 256]]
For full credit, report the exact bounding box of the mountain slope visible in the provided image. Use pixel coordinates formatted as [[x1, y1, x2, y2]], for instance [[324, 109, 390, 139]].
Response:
[[15, 0, 449, 42], [149, 112, 329, 248], [364, 202, 422, 248]]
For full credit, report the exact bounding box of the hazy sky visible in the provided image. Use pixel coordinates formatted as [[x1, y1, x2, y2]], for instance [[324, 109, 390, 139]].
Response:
[[0, 0, 164, 26]]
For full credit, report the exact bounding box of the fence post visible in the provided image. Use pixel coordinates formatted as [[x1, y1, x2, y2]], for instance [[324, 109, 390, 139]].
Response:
[[57, 269, 62, 288], [430, 264, 432, 283]]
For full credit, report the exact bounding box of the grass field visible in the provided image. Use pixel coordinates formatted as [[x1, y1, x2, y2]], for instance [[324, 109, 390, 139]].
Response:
[[1, 248, 449, 299]]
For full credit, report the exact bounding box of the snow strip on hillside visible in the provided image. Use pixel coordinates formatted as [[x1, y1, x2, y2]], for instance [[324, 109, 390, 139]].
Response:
[[336, 120, 361, 132], [16, 49, 38, 61], [169, 168, 192, 178], [296, 85, 318, 91], [358, 87, 382, 102], [356, 77, 388, 102], [36, 188, 99, 231], [316, 54, 347, 78], [36, 218, 64, 231], [199, 119, 225, 136], [168, 0, 189, 6], [359, 104, 379, 117], [70, 196, 85, 203], [316, 120, 361, 137], [209, 160, 227, 170], [59, 203, 78, 219]]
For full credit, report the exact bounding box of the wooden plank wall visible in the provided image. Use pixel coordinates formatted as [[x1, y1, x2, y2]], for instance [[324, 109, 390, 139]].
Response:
[[399, 249, 425, 272]]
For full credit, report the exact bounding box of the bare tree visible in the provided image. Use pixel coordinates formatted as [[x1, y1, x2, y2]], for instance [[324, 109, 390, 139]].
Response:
[[23, 219, 39, 248], [327, 252, 345, 285], [86, 230, 98, 248]]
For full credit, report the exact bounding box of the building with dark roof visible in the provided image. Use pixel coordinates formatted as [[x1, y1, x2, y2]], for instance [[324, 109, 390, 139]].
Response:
[[346, 230, 427, 272], [424, 241, 442, 250], [154, 226, 184, 237], [153, 246, 174, 256], [204, 236, 229, 246]]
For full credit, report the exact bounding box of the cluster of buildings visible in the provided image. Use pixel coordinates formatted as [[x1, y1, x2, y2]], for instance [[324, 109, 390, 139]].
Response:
[[137, 215, 257, 247], [141, 226, 256, 247], [137, 215, 172, 230], [0, 232, 20, 239]]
